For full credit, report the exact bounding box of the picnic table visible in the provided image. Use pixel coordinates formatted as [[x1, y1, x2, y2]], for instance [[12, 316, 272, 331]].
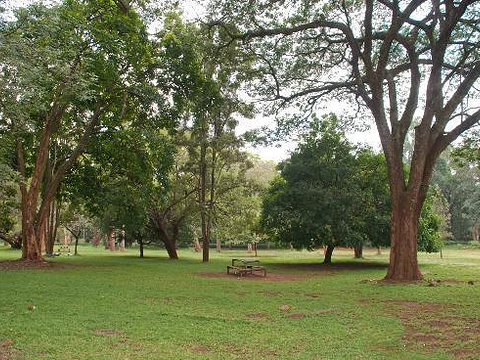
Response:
[[227, 258, 267, 277]]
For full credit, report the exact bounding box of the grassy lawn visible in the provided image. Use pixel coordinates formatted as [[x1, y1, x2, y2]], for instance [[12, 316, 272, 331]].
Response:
[[1, 245, 480, 359]]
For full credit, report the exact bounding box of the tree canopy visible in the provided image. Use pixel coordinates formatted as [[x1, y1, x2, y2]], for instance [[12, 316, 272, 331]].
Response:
[[208, 0, 480, 280]]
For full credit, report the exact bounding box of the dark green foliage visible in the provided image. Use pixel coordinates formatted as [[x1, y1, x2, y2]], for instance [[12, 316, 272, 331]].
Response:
[[418, 195, 443, 252], [261, 115, 367, 254], [261, 115, 444, 258], [432, 151, 480, 242]]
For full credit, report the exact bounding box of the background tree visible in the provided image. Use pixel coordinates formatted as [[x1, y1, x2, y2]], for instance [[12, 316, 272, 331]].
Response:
[[160, 14, 254, 261], [354, 149, 391, 257], [433, 150, 480, 242], [261, 115, 364, 264], [261, 115, 443, 263], [0, 161, 21, 249], [209, 0, 480, 280]]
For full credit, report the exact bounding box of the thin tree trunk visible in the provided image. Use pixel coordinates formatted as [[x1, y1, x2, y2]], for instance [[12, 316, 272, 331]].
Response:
[[74, 235, 79, 255], [472, 221, 479, 242], [152, 217, 179, 260], [199, 141, 209, 262], [193, 238, 202, 252], [119, 230, 125, 251], [138, 236, 144, 258], [163, 236, 178, 260], [216, 237, 221, 252], [107, 229, 115, 251], [46, 201, 56, 255], [323, 244, 335, 264], [354, 245, 363, 259]]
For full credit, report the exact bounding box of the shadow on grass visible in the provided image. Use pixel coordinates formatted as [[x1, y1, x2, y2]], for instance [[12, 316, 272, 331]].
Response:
[[272, 261, 389, 272]]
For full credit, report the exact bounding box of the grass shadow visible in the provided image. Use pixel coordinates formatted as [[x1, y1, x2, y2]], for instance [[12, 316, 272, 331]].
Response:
[[272, 261, 389, 272]]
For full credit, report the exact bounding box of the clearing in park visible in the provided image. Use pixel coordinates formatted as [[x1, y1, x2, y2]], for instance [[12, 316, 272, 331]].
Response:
[[1, 245, 480, 359]]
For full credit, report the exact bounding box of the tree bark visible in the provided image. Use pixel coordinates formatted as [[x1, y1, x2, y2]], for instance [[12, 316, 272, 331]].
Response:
[[138, 236, 144, 258], [472, 221, 479, 242], [18, 103, 103, 262], [354, 246, 363, 259], [107, 229, 115, 251], [323, 244, 334, 264], [0, 232, 22, 249], [385, 194, 423, 280], [163, 236, 178, 260], [199, 141, 210, 262], [193, 238, 202, 252], [74, 235, 79, 255]]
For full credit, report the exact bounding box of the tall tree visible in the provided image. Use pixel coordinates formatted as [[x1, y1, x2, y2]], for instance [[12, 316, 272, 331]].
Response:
[[0, 1, 158, 261], [209, 1, 480, 280], [160, 14, 253, 262], [261, 115, 365, 264]]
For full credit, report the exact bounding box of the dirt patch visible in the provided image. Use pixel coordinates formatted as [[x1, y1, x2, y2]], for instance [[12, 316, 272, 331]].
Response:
[[198, 272, 321, 282], [287, 312, 306, 318], [313, 309, 333, 315], [0, 341, 13, 348], [385, 300, 480, 359], [93, 329, 126, 338], [186, 345, 210, 354], [246, 313, 267, 319], [304, 293, 323, 298], [0, 260, 78, 271], [0, 347, 22, 360]]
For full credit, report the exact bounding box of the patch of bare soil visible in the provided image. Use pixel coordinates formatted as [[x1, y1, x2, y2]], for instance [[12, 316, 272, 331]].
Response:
[[385, 300, 480, 359], [93, 329, 126, 338], [197, 272, 322, 282], [304, 293, 323, 298], [186, 345, 211, 354], [0, 340, 21, 360], [287, 312, 306, 318], [0, 260, 77, 271], [246, 313, 267, 319]]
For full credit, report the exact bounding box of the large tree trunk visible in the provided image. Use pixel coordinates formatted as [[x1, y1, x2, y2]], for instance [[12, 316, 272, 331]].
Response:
[[385, 194, 423, 281], [21, 200, 43, 261], [17, 103, 102, 262], [323, 244, 334, 264]]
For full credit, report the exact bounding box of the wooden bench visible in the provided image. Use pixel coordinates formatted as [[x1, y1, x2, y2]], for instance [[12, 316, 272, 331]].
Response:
[[57, 244, 71, 253], [227, 265, 253, 277], [227, 258, 267, 277]]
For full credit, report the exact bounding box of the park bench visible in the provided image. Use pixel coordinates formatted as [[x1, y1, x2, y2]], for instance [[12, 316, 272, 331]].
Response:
[[227, 258, 267, 277], [57, 244, 71, 253]]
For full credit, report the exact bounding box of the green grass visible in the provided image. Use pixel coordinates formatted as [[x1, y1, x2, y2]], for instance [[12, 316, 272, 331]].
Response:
[[1, 245, 480, 359]]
